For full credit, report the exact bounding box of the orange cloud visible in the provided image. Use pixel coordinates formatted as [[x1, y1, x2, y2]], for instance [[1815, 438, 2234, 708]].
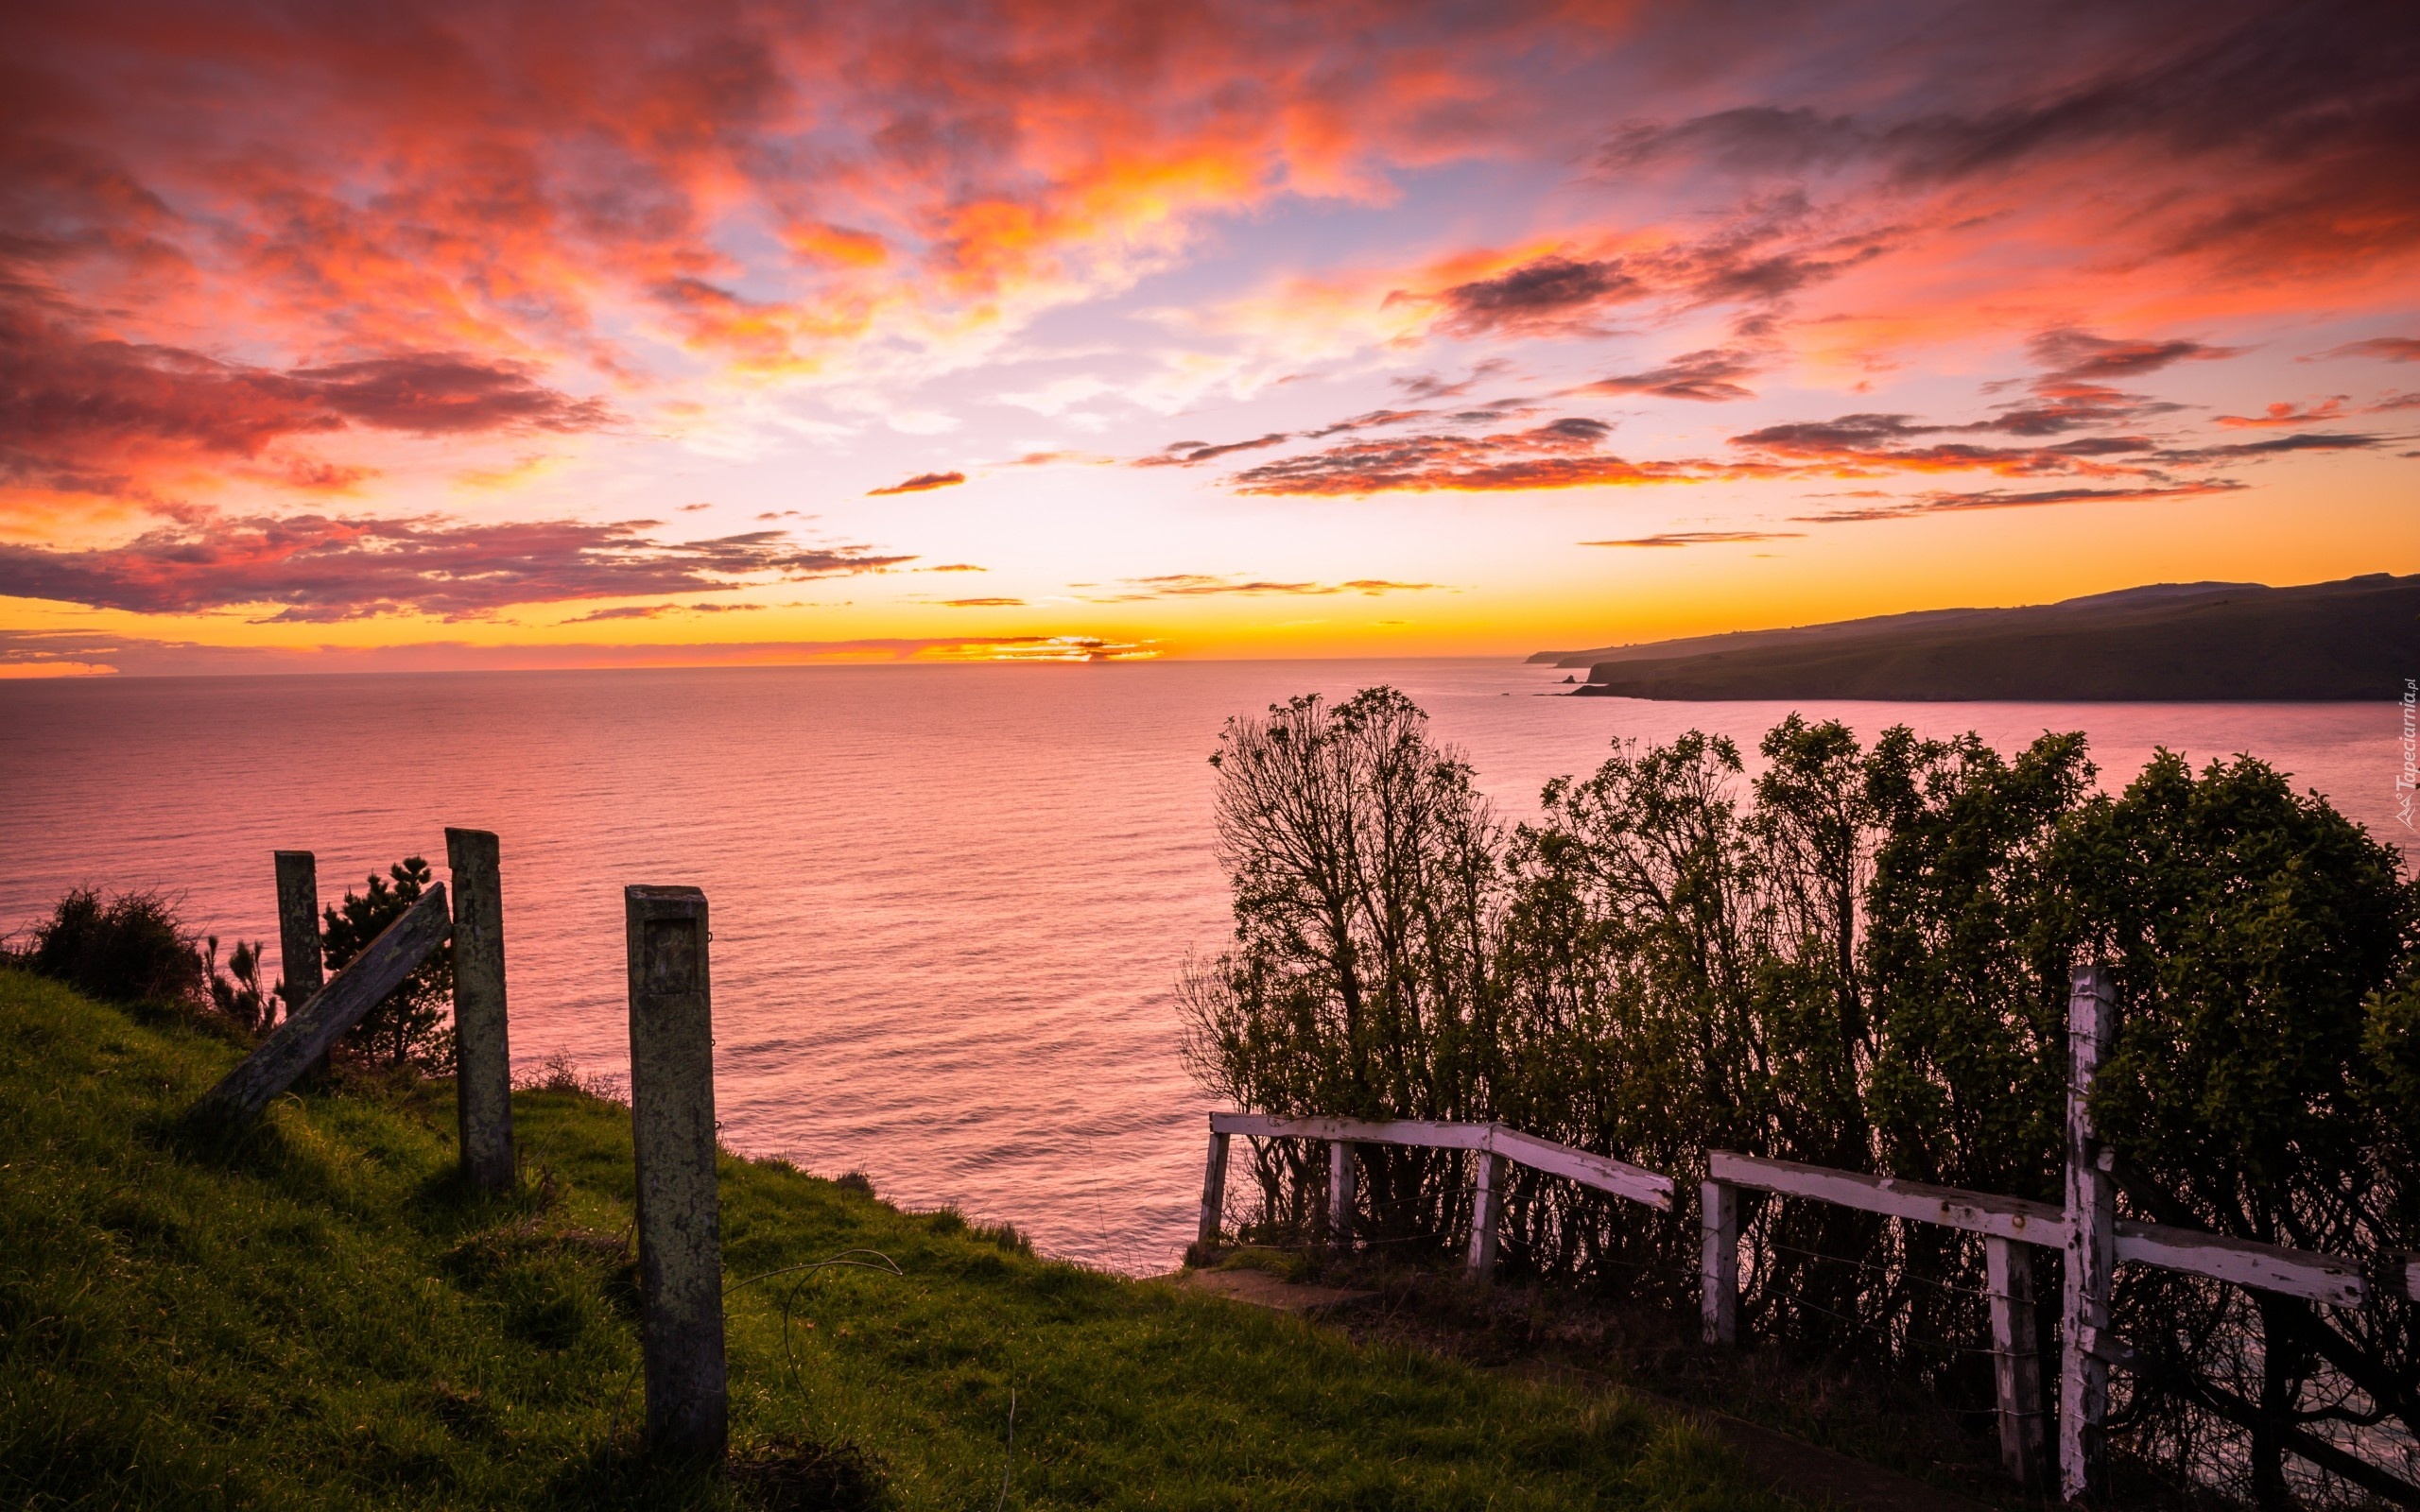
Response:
[[2217, 399, 2354, 429], [1230, 417, 1768, 496], [868, 470, 966, 495], [1582, 531, 1803, 547], [1075, 574, 1440, 601], [1792, 481, 2245, 524]]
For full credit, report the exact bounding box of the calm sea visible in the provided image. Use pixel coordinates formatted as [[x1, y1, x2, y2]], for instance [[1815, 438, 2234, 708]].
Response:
[[2, 661, 2405, 1269]]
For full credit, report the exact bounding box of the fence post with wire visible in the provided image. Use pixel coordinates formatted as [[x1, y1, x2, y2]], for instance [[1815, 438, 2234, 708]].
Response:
[[625, 884, 727, 1462], [445, 827, 514, 1192]]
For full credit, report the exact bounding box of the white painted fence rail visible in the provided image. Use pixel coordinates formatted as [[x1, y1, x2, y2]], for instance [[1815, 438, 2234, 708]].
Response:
[[1198, 1112, 1672, 1279], [1201, 966, 2402, 1503], [1697, 965, 2375, 1501], [1700, 1151, 2366, 1310], [1705, 1152, 2064, 1244], [1701, 1145, 2372, 1491]]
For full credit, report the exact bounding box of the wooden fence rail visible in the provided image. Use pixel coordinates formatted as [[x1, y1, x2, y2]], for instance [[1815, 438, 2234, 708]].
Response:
[[1699, 971, 2371, 1497], [1199, 1112, 1672, 1279], [193, 883, 451, 1123], [1205, 970, 2383, 1501]]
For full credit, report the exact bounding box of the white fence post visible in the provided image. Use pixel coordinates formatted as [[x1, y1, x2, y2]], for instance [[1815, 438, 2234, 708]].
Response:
[[1196, 1126, 1230, 1247], [1328, 1140, 1354, 1247], [2061, 963, 2117, 1503], [1467, 1151, 1504, 1278], [1703, 1177, 1739, 1345], [1987, 1235, 2047, 1490]]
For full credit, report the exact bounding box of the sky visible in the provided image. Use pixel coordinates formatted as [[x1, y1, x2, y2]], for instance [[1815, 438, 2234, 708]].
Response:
[[2, 0, 2415, 675]]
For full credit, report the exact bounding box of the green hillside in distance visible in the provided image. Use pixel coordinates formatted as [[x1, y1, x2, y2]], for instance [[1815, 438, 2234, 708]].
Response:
[[1531, 574, 2418, 701]]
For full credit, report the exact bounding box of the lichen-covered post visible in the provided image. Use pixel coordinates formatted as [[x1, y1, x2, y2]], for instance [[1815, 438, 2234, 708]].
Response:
[[1702, 1177, 1739, 1346], [1466, 1151, 1504, 1279], [274, 850, 326, 1078], [2060, 964, 2117, 1503], [1328, 1141, 1354, 1248], [445, 828, 512, 1192], [625, 885, 725, 1461], [1196, 1126, 1230, 1246], [1987, 1235, 2046, 1490], [273, 850, 322, 1022]]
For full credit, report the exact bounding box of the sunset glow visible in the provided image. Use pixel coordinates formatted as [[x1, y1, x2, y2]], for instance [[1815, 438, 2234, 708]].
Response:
[[4, 0, 2414, 675]]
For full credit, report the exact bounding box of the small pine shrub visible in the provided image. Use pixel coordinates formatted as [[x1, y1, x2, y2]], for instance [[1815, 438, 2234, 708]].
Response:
[[201, 936, 275, 1032], [321, 856, 455, 1072]]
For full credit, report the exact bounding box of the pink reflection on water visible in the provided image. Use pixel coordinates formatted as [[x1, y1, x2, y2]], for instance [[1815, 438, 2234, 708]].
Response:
[[1, 662, 2402, 1269]]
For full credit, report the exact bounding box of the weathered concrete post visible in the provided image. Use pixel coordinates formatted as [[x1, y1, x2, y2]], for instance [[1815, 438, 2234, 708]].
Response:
[[1327, 1141, 1354, 1247], [445, 828, 513, 1192], [1702, 1177, 1739, 1346], [1987, 1235, 2046, 1490], [2060, 964, 2117, 1503], [625, 885, 726, 1460], [273, 851, 322, 1023], [1466, 1151, 1504, 1279], [1196, 1126, 1230, 1247]]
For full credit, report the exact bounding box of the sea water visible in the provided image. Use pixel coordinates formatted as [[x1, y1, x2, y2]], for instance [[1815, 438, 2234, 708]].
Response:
[[2, 661, 2403, 1269]]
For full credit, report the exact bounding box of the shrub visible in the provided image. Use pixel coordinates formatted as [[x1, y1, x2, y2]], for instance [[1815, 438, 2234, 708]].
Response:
[[1179, 688, 1503, 1250], [320, 856, 455, 1072], [201, 936, 275, 1033], [1184, 689, 2420, 1506], [2059, 753, 2420, 1505], [28, 888, 207, 1008]]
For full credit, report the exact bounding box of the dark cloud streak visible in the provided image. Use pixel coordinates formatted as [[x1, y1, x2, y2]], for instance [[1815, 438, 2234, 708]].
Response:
[[1582, 347, 1762, 402], [0, 513, 912, 621]]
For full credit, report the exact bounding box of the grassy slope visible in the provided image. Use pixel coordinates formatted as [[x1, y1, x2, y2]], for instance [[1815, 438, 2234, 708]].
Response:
[[0, 970, 1790, 1512]]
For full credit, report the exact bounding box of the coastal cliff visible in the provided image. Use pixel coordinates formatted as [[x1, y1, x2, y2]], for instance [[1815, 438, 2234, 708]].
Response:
[[1531, 574, 2417, 700]]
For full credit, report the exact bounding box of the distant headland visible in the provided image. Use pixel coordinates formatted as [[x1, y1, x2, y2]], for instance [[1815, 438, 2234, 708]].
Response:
[[1530, 573, 2418, 701]]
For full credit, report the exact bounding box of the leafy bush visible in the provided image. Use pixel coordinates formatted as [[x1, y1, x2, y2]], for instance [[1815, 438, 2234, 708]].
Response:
[[1180, 688, 1503, 1246], [27, 888, 208, 1008], [320, 856, 455, 1072], [2062, 753, 2419, 1504], [21, 889, 281, 1040], [1183, 688, 2420, 1506]]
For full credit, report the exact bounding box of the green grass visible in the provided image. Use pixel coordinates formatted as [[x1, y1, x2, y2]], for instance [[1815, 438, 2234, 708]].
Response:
[[0, 970, 1795, 1511]]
